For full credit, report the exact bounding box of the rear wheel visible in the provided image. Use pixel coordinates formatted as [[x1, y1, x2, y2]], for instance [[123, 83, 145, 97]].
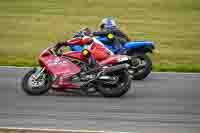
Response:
[[22, 68, 51, 96], [96, 70, 131, 97], [129, 53, 152, 80]]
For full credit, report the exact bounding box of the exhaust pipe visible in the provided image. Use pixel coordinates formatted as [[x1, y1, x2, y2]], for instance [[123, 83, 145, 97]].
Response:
[[81, 64, 129, 87], [103, 64, 129, 74]]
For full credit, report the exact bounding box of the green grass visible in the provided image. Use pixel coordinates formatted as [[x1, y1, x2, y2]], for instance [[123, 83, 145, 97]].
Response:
[[0, 0, 200, 72]]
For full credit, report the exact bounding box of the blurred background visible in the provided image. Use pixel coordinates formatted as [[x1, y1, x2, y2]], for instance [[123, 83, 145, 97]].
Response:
[[0, 0, 200, 72]]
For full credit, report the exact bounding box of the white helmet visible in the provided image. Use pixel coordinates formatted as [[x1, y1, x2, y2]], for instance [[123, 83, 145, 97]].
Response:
[[100, 17, 117, 30]]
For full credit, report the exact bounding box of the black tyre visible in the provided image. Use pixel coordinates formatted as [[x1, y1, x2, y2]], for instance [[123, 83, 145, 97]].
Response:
[[130, 53, 152, 80], [22, 68, 51, 96], [96, 70, 131, 97]]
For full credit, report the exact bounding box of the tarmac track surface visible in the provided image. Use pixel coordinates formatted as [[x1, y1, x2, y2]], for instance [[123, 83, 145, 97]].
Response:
[[0, 67, 200, 133]]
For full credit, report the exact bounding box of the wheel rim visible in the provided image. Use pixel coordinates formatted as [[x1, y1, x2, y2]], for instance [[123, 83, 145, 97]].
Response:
[[28, 74, 46, 88], [130, 56, 147, 73], [138, 59, 147, 73]]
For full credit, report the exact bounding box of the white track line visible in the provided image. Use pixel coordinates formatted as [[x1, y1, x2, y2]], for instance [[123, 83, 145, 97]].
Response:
[[0, 66, 32, 69], [0, 66, 200, 74], [153, 71, 200, 74], [0, 127, 132, 133]]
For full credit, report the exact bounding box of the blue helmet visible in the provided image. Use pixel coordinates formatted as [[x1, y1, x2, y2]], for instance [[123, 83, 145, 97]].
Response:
[[100, 17, 117, 30]]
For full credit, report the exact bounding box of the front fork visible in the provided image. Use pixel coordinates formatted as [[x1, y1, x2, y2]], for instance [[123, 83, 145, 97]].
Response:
[[32, 67, 45, 80]]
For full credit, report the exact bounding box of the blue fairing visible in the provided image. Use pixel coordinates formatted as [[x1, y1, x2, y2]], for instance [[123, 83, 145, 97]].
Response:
[[97, 36, 154, 50], [70, 45, 83, 52], [104, 44, 119, 53], [69, 36, 155, 54], [97, 36, 110, 43], [124, 41, 154, 49]]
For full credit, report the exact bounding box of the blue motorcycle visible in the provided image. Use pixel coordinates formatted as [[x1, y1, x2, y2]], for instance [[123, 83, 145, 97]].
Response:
[[70, 31, 155, 80]]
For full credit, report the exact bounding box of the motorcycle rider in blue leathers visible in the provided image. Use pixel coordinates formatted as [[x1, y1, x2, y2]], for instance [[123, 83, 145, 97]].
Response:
[[93, 17, 130, 52]]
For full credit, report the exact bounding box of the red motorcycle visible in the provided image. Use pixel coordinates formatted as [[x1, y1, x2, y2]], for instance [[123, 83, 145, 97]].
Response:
[[22, 36, 132, 97]]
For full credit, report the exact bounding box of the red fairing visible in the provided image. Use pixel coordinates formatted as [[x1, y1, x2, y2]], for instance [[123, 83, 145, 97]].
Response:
[[90, 42, 110, 61], [63, 51, 86, 61], [39, 53, 81, 90], [39, 55, 80, 77], [67, 38, 82, 45], [99, 55, 121, 65], [52, 76, 80, 90], [80, 36, 93, 44], [67, 36, 92, 46]]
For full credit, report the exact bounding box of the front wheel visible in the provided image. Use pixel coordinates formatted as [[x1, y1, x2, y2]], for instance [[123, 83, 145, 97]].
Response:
[[96, 70, 131, 97], [21, 68, 51, 96], [129, 53, 152, 80]]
